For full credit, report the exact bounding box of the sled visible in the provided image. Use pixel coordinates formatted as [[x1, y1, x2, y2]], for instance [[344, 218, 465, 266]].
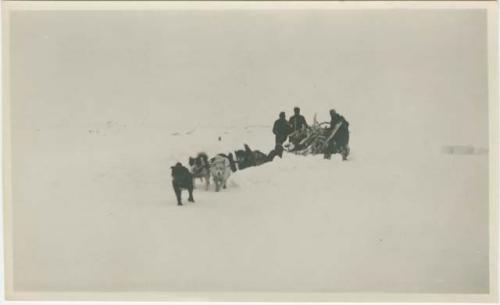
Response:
[[283, 122, 332, 155], [283, 120, 345, 156]]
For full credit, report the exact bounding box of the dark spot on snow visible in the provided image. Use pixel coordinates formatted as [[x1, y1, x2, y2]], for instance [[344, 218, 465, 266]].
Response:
[[441, 145, 488, 155]]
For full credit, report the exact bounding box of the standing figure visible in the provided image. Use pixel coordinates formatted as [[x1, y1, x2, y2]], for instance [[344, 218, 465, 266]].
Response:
[[270, 111, 291, 159], [288, 107, 309, 150], [324, 109, 350, 161], [289, 107, 308, 132]]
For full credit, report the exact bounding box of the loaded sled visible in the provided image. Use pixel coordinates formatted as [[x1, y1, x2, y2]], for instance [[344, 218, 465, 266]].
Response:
[[284, 120, 349, 159]]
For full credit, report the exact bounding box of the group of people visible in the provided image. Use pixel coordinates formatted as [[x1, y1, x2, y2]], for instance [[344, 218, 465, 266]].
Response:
[[271, 107, 350, 160]]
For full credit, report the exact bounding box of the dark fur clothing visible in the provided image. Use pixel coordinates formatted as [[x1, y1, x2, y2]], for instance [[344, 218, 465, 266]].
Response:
[[273, 118, 291, 144], [324, 113, 350, 160], [289, 114, 308, 132], [329, 113, 349, 147]]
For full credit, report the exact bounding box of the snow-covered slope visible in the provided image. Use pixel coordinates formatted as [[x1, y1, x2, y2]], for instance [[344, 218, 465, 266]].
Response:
[[11, 124, 489, 293]]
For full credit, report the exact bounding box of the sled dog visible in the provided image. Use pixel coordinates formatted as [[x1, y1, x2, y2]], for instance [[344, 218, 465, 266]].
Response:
[[209, 155, 232, 192], [171, 162, 194, 206], [188, 152, 211, 190]]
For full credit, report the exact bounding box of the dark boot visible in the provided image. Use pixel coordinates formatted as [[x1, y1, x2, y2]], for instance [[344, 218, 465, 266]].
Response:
[[276, 145, 284, 158], [341, 146, 349, 161], [340, 147, 347, 161]]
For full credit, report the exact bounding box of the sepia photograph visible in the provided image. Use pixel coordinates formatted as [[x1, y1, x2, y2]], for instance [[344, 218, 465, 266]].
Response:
[[2, 1, 498, 302]]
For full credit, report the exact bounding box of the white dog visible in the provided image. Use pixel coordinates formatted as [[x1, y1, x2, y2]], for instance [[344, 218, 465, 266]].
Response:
[[209, 155, 232, 192]]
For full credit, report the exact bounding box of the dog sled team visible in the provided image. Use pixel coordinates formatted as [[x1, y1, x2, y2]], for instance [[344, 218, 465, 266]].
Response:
[[171, 144, 270, 205], [171, 107, 350, 206]]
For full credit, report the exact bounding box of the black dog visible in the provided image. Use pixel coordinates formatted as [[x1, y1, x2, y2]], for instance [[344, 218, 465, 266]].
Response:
[[234, 144, 270, 170], [171, 162, 194, 206]]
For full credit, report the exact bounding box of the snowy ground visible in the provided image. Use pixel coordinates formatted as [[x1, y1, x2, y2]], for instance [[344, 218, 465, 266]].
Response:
[[11, 123, 489, 293], [6, 4, 492, 298]]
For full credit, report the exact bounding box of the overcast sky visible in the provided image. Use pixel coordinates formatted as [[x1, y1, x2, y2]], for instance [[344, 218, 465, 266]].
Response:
[[10, 8, 488, 145]]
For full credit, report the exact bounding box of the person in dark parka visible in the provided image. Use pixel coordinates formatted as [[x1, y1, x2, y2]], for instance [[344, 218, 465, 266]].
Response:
[[288, 107, 309, 149], [269, 111, 291, 160], [273, 112, 291, 145], [324, 109, 350, 161], [289, 107, 308, 132]]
